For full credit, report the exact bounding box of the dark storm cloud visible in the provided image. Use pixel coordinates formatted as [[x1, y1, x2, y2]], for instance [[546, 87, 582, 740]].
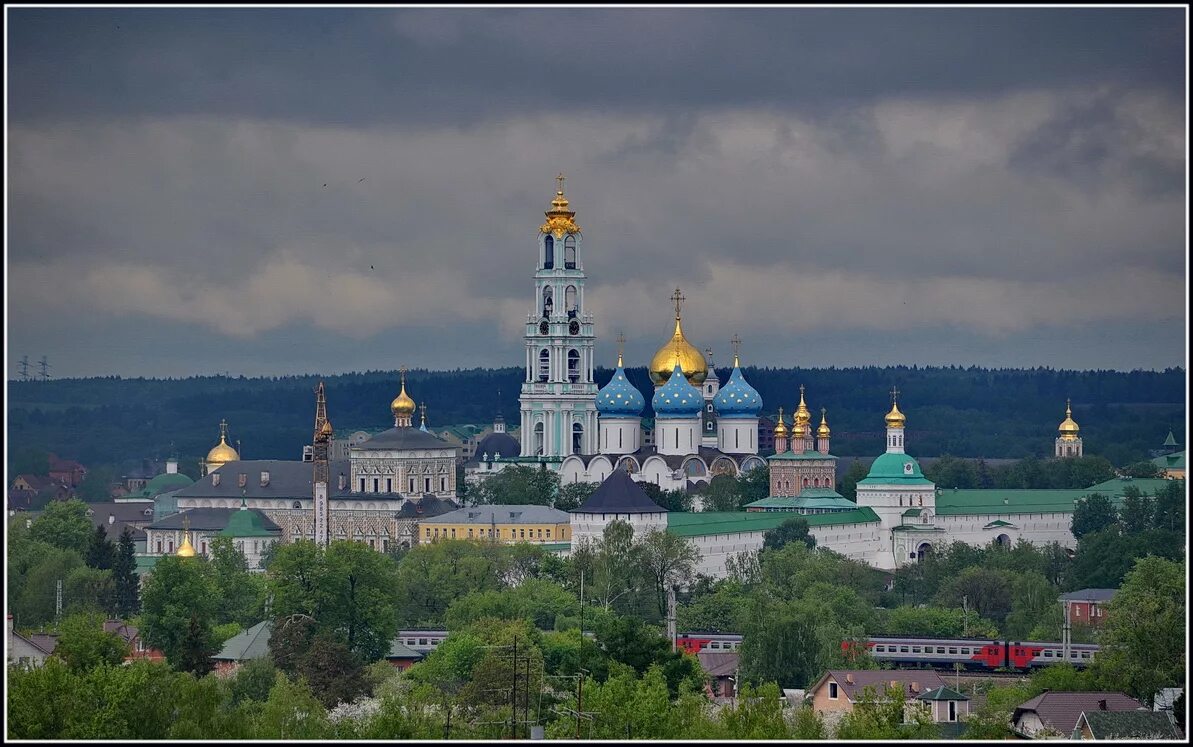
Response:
[[5, 8, 1187, 378], [8, 8, 1184, 126]]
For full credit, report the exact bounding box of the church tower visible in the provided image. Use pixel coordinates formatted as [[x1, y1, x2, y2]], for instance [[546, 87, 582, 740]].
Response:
[[519, 175, 598, 458], [312, 381, 332, 546], [1055, 399, 1083, 458]]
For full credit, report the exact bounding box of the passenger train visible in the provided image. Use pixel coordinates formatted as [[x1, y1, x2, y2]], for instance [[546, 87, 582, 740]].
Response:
[[398, 630, 1095, 671]]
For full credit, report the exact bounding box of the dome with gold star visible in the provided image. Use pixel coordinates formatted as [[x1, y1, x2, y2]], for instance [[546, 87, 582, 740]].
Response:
[[1058, 400, 1080, 441], [205, 420, 239, 467]]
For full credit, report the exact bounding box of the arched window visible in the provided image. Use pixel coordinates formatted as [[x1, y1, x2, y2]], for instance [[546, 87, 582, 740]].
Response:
[[567, 349, 581, 382], [565, 286, 577, 317], [544, 236, 555, 269], [539, 349, 550, 382], [534, 422, 545, 456], [564, 236, 577, 268], [572, 423, 583, 454], [542, 286, 553, 317]]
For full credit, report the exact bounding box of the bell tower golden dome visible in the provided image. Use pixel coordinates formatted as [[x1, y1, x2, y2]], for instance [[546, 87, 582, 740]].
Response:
[[1057, 399, 1080, 441], [884, 386, 906, 429], [648, 288, 708, 387], [539, 173, 581, 237], [176, 514, 196, 558]]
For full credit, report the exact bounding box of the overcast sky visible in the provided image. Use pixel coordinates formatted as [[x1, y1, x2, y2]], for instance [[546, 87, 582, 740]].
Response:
[[6, 7, 1187, 379]]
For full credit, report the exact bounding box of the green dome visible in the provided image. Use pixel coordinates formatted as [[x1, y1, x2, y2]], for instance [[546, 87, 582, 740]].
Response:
[[861, 452, 931, 483]]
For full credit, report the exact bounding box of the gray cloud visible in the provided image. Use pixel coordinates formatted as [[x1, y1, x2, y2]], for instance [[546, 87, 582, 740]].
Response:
[[5, 8, 1187, 378]]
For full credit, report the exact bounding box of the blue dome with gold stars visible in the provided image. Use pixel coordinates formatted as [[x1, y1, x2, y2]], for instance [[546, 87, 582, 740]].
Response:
[[714, 360, 762, 417], [652, 362, 703, 419], [596, 359, 645, 417]]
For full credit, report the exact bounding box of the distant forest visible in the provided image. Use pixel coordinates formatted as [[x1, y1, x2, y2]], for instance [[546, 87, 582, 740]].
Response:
[[6, 366, 1186, 474]]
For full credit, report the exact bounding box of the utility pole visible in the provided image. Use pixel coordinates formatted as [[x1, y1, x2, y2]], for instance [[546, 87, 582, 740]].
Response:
[[666, 585, 677, 652], [55, 579, 63, 623], [38, 356, 50, 381], [962, 595, 969, 636], [1061, 599, 1071, 661], [18, 356, 29, 381], [511, 635, 518, 740], [577, 569, 584, 740]]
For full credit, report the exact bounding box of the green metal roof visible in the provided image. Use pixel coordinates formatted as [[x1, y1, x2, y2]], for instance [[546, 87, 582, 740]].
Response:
[[218, 507, 282, 537], [666, 507, 880, 537], [136, 472, 195, 497], [212, 620, 272, 661], [539, 542, 571, 553], [858, 452, 934, 485], [1151, 451, 1185, 471], [902, 508, 922, 517], [1163, 431, 1178, 447], [918, 686, 969, 702], [1084, 477, 1172, 496], [745, 493, 855, 511], [134, 555, 161, 575], [984, 519, 1014, 528], [769, 450, 836, 461], [934, 488, 1112, 516]]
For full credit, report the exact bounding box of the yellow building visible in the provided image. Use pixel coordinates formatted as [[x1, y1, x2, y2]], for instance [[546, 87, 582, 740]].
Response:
[[420, 505, 572, 544]]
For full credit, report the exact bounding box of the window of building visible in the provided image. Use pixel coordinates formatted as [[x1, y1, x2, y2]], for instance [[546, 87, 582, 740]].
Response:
[[386, 478, 393, 493], [948, 701, 957, 721], [544, 236, 554, 269], [450, 528, 456, 538], [373, 478, 379, 493], [156, 540, 162, 553], [440, 477, 447, 492], [425, 477, 432, 492], [168, 540, 174, 553], [829, 682, 839, 699], [360, 478, 366, 492], [538, 349, 550, 382], [564, 236, 576, 268], [546, 529, 552, 538]]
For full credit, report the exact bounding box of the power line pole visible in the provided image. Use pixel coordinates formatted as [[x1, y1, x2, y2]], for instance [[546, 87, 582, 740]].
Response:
[[18, 356, 29, 381], [55, 579, 63, 623], [38, 356, 51, 381], [667, 584, 677, 652], [511, 635, 518, 740], [577, 569, 585, 741]]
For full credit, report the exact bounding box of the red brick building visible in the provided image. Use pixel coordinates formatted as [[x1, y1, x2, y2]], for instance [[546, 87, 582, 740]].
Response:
[[1060, 588, 1117, 627]]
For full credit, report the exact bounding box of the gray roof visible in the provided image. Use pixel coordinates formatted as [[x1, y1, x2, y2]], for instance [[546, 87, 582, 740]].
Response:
[[395, 494, 460, 519], [172, 459, 354, 499], [473, 431, 521, 461], [816, 670, 946, 703], [1059, 588, 1118, 602], [85, 502, 156, 540], [355, 427, 456, 451], [697, 651, 739, 678], [386, 641, 424, 660], [1078, 710, 1183, 740], [423, 505, 570, 525], [212, 620, 272, 661], [1014, 692, 1145, 735], [149, 507, 281, 533], [573, 469, 665, 515]]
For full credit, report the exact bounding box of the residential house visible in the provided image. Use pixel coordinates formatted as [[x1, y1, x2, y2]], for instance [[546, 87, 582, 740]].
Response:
[[211, 620, 272, 674], [85, 501, 155, 547], [48, 454, 88, 488], [6, 615, 57, 668], [1151, 450, 1185, 480], [385, 641, 424, 670], [808, 670, 946, 725], [103, 620, 165, 664], [1012, 692, 1145, 738], [916, 685, 970, 725], [1060, 589, 1117, 627], [9, 474, 74, 508], [1074, 709, 1184, 740], [697, 651, 739, 699]]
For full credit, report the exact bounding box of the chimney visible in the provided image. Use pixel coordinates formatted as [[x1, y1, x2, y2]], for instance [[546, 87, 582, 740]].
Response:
[[108, 514, 115, 525], [166, 458, 178, 474], [238, 473, 247, 488], [845, 673, 854, 684], [260, 471, 270, 487], [1098, 699, 1108, 711], [911, 681, 920, 693]]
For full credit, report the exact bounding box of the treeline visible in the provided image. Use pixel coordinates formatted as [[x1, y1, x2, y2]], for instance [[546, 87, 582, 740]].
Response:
[[7, 366, 1184, 471]]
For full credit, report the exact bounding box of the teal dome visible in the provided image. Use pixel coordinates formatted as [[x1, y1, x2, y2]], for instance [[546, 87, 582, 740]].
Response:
[[597, 362, 645, 417], [651, 362, 703, 419], [865, 452, 928, 481], [137, 472, 194, 498], [713, 363, 761, 417]]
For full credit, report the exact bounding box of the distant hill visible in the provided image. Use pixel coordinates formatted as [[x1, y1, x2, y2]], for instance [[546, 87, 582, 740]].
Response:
[[6, 366, 1185, 472]]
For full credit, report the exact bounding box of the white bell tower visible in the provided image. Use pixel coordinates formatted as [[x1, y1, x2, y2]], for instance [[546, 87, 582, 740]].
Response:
[[519, 175, 599, 458]]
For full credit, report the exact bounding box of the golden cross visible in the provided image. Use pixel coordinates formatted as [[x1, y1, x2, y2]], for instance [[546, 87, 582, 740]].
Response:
[[556, 173, 565, 193], [182, 513, 190, 532], [730, 334, 741, 357], [616, 332, 626, 361], [891, 386, 900, 403], [400, 365, 407, 384], [219, 418, 228, 439], [671, 287, 685, 318], [420, 402, 427, 422]]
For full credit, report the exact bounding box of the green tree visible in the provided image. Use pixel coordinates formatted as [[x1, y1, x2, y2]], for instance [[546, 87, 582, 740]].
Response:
[[10, 446, 51, 476], [936, 566, 1013, 624], [762, 516, 817, 552], [139, 554, 219, 669], [177, 612, 217, 676], [1122, 460, 1162, 478], [836, 683, 939, 739], [1151, 479, 1185, 533], [63, 566, 114, 617], [29, 499, 93, 553], [637, 529, 701, 618], [111, 527, 140, 619], [702, 474, 742, 512], [85, 525, 115, 570], [52, 612, 129, 672], [1071, 493, 1118, 539], [76, 465, 117, 501], [839, 460, 869, 501], [736, 464, 771, 505], [924, 454, 978, 489], [718, 681, 791, 738], [469, 464, 558, 506], [1094, 556, 1185, 706], [392, 539, 511, 627], [230, 657, 280, 705], [208, 536, 267, 626], [254, 672, 330, 739], [1119, 486, 1154, 534], [14, 546, 85, 627], [739, 603, 826, 689], [554, 481, 595, 511], [298, 632, 371, 708]]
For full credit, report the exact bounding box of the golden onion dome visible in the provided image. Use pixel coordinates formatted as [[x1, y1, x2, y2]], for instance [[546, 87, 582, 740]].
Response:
[[539, 174, 581, 238], [206, 420, 240, 466], [1058, 400, 1080, 441], [390, 369, 416, 417], [176, 531, 196, 558], [792, 419, 808, 439], [817, 409, 831, 438], [794, 385, 812, 426], [885, 400, 906, 429], [773, 407, 788, 437], [648, 312, 708, 387]]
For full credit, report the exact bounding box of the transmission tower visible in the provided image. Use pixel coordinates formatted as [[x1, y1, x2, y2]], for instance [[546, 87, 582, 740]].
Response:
[[18, 356, 30, 381], [38, 356, 51, 381]]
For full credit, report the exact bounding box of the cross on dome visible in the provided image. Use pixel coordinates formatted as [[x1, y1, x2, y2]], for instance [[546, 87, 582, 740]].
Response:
[[671, 287, 686, 318], [556, 173, 566, 194]]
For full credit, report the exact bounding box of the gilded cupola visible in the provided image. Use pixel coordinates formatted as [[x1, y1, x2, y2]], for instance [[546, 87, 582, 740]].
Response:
[[1058, 399, 1080, 441], [648, 288, 708, 387], [539, 173, 581, 238], [794, 385, 812, 427], [176, 514, 196, 558], [885, 387, 906, 429], [817, 408, 831, 438], [390, 366, 416, 424], [773, 407, 788, 437], [205, 419, 240, 467]]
